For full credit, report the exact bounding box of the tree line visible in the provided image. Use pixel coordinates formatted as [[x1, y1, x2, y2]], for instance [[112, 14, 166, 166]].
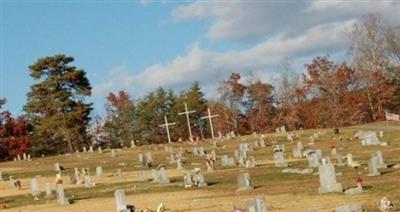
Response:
[[0, 14, 399, 160]]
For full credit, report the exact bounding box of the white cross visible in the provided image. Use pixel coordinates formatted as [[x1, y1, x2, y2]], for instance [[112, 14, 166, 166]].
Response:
[[159, 116, 176, 144], [201, 108, 219, 139], [178, 103, 196, 140]]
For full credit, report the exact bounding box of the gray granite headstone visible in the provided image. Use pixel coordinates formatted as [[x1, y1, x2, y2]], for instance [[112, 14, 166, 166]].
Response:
[[318, 158, 343, 193], [56, 184, 70, 205], [367, 155, 381, 177], [236, 173, 254, 192], [246, 196, 268, 212]]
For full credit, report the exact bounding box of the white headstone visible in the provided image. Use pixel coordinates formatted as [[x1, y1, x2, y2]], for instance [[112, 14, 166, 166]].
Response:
[[114, 189, 128, 212], [54, 162, 61, 172], [31, 177, 40, 198], [96, 166, 103, 177]]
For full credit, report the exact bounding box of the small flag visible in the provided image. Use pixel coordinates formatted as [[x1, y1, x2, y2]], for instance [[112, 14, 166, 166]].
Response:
[[385, 111, 400, 121]]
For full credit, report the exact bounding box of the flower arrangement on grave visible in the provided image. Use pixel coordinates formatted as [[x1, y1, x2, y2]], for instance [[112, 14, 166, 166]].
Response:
[[356, 176, 363, 187], [329, 144, 336, 149]]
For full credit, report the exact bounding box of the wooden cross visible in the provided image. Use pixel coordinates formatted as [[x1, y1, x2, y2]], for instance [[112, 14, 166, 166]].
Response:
[[159, 116, 176, 144], [201, 108, 219, 139], [178, 103, 196, 140]]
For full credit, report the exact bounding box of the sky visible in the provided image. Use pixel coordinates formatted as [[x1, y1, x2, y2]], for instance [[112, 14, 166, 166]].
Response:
[[1, 0, 400, 116]]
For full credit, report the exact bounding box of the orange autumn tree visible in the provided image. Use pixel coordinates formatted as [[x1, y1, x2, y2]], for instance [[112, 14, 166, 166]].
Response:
[[301, 57, 366, 128], [0, 99, 32, 161]]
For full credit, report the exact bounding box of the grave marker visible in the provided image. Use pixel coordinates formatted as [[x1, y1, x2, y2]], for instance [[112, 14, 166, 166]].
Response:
[[236, 173, 254, 192]]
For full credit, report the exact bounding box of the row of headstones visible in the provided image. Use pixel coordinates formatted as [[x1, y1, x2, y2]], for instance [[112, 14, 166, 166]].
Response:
[[77, 140, 139, 155], [13, 153, 32, 161], [26, 176, 70, 205]]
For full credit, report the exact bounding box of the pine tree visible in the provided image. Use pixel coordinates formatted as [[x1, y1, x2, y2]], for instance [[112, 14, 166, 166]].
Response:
[[173, 82, 208, 139], [24, 55, 92, 154]]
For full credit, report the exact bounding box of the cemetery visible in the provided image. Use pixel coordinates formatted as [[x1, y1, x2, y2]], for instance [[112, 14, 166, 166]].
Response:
[[0, 121, 399, 211], [2, 1, 400, 212]]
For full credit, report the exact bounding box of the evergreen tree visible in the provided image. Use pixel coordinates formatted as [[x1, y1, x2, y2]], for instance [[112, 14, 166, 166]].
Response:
[[173, 82, 208, 139], [24, 55, 92, 154], [135, 87, 177, 144]]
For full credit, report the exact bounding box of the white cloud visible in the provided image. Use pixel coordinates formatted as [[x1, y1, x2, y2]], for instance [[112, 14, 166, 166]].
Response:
[[93, 20, 354, 97], [172, 1, 400, 41], [94, 1, 400, 99]]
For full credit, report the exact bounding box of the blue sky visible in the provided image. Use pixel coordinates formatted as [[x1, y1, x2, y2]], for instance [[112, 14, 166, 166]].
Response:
[[1, 0, 400, 116]]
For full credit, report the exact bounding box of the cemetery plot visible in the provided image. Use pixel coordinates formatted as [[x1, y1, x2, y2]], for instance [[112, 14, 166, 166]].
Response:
[[0, 121, 399, 211]]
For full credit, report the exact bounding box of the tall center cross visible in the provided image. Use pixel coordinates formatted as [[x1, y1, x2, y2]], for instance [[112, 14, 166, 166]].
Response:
[[201, 108, 219, 139], [159, 116, 176, 144], [178, 103, 196, 139]]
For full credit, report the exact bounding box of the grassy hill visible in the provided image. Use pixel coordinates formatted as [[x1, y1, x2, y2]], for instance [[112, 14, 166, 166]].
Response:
[[1, 121, 399, 211]]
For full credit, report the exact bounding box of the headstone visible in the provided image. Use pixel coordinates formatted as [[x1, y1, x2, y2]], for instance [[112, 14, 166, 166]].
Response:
[[84, 175, 95, 187], [9, 176, 17, 189], [183, 173, 192, 188], [359, 131, 380, 145], [372, 151, 387, 168], [130, 140, 136, 148], [31, 177, 40, 199], [193, 171, 207, 187], [280, 126, 286, 133], [45, 182, 53, 199], [246, 196, 268, 212], [89, 146, 94, 152], [245, 157, 256, 168], [96, 166, 103, 177], [346, 154, 354, 167], [27, 154, 32, 161], [308, 136, 315, 145], [176, 158, 183, 170], [292, 146, 302, 158], [23, 153, 27, 160], [98, 146, 103, 153], [333, 203, 362, 212], [111, 149, 116, 157], [318, 158, 343, 193], [54, 162, 61, 172], [236, 173, 253, 192], [273, 151, 287, 167], [144, 152, 153, 167], [17, 154, 21, 161], [367, 155, 380, 177], [307, 151, 320, 168], [344, 183, 363, 195], [379, 197, 393, 212], [56, 184, 70, 205], [83, 146, 87, 153], [114, 189, 128, 212], [153, 166, 169, 183], [137, 171, 145, 182]]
